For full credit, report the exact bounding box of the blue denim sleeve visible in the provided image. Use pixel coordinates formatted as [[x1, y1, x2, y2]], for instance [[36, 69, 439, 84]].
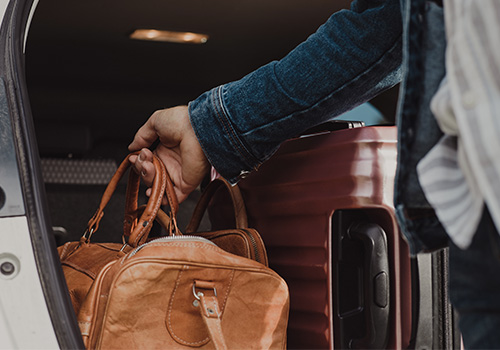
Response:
[[189, 0, 403, 184]]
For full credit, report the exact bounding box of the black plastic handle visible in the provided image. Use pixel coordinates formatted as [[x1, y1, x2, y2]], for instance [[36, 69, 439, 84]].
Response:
[[347, 222, 390, 349]]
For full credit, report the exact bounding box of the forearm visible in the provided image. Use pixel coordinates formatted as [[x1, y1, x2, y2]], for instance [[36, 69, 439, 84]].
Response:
[[189, 0, 403, 183]]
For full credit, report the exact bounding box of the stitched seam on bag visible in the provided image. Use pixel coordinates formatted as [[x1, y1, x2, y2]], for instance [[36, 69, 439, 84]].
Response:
[[166, 267, 210, 346], [127, 242, 273, 278], [62, 261, 97, 279], [133, 160, 167, 246], [208, 296, 226, 349], [132, 180, 164, 246], [133, 242, 269, 272], [162, 169, 177, 218], [60, 242, 73, 259], [220, 270, 234, 313], [143, 242, 223, 251], [95, 243, 123, 252]]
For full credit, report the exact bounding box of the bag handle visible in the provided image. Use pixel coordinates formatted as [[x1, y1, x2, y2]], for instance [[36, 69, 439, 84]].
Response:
[[83, 152, 179, 247], [185, 178, 248, 233], [131, 204, 182, 236], [123, 155, 180, 243]]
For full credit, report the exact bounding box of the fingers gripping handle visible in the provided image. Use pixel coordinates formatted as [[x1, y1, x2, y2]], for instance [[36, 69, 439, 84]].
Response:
[[126, 154, 180, 243]]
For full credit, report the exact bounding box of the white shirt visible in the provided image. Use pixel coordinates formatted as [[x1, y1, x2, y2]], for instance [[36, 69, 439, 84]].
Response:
[[417, 0, 500, 249]]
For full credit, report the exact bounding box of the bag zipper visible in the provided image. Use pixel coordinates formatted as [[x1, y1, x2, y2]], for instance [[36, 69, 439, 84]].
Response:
[[240, 229, 261, 263], [127, 235, 217, 259]]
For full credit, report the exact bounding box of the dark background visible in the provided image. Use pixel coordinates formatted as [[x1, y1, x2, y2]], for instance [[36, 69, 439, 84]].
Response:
[[25, 0, 372, 161]]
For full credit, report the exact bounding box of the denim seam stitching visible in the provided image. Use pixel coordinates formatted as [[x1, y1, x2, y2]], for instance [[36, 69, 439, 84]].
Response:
[[217, 87, 259, 167], [211, 86, 259, 170], [188, 101, 222, 180]]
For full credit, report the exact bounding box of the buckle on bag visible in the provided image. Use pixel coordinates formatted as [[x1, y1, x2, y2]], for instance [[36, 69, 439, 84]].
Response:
[[80, 227, 95, 245], [192, 281, 217, 300], [192, 282, 217, 308]]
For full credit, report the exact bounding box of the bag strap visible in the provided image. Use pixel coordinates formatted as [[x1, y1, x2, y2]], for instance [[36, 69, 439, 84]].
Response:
[[199, 293, 228, 350], [83, 152, 179, 247], [193, 280, 228, 350], [185, 178, 248, 233]]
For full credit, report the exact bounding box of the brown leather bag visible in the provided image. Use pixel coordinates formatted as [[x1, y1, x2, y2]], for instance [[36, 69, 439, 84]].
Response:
[[58, 154, 286, 349], [77, 224, 289, 349], [65, 156, 289, 349]]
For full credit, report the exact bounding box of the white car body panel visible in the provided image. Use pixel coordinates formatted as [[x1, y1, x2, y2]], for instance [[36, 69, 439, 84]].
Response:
[[0, 217, 59, 349], [0, 1, 60, 346], [0, 0, 8, 28]]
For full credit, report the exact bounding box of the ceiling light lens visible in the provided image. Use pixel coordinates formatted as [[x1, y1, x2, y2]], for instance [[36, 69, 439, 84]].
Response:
[[145, 30, 158, 39], [130, 29, 209, 44]]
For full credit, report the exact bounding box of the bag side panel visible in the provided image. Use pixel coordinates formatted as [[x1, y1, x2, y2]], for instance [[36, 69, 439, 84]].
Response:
[[96, 252, 288, 349]]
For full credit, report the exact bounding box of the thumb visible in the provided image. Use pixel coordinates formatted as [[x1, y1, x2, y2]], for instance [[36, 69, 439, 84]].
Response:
[[128, 117, 158, 151]]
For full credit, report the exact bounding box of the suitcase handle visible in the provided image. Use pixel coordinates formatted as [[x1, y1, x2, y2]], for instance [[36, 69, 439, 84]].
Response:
[[347, 222, 390, 349]]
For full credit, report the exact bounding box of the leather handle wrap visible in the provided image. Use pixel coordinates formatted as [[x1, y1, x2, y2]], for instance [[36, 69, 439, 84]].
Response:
[[185, 178, 248, 233], [86, 151, 179, 247]]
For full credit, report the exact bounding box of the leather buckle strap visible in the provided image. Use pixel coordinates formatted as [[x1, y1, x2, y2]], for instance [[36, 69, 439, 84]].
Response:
[[194, 281, 228, 350]]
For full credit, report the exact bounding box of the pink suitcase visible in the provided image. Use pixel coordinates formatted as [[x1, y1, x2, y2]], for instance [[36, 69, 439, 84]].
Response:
[[208, 123, 414, 349]]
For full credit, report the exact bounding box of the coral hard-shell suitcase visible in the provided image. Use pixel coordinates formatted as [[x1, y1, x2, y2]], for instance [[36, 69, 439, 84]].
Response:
[[208, 122, 459, 349]]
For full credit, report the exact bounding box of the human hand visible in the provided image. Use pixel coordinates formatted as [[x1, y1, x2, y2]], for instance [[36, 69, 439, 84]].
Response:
[[128, 106, 210, 203]]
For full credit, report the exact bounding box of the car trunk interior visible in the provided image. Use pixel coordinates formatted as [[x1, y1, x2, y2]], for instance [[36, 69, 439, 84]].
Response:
[[26, 0, 357, 160], [28, 0, 387, 244]]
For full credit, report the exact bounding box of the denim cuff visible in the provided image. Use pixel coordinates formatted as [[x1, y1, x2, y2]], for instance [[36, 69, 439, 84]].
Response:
[[188, 86, 261, 184]]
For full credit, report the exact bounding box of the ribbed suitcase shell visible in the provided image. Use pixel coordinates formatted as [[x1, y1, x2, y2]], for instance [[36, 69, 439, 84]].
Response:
[[210, 126, 413, 349]]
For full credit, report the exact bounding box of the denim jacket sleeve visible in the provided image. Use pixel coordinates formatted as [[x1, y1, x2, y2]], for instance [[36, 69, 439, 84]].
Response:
[[188, 0, 403, 184]]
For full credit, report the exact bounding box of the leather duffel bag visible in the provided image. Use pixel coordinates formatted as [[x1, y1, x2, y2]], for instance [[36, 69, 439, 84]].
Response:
[[77, 221, 289, 349], [58, 153, 289, 348]]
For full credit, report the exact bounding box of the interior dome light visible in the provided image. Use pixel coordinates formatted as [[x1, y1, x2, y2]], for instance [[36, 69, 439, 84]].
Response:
[[130, 29, 209, 44]]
